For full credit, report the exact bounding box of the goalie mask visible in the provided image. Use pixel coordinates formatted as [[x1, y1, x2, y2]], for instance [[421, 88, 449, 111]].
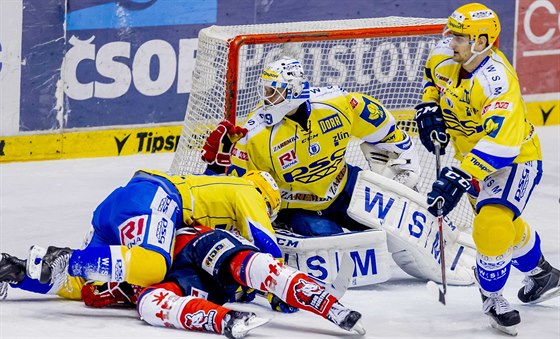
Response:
[[444, 3, 500, 64], [258, 57, 310, 126], [242, 170, 281, 221]]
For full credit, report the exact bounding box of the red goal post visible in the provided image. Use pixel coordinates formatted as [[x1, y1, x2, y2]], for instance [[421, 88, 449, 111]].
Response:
[[170, 17, 474, 230]]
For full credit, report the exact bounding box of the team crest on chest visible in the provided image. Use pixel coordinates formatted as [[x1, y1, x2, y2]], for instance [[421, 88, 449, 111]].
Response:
[[308, 142, 320, 156]]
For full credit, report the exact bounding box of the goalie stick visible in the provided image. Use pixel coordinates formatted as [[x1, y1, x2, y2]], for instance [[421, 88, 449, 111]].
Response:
[[324, 252, 354, 300], [427, 139, 447, 306], [257, 252, 353, 305]]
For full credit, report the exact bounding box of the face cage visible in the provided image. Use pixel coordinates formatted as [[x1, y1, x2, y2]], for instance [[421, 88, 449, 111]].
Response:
[[259, 78, 289, 108], [254, 186, 278, 221], [265, 201, 278, 222]]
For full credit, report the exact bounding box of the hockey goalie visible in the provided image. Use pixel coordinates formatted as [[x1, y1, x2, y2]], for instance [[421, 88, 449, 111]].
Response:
[[200, 57, 476, 288]]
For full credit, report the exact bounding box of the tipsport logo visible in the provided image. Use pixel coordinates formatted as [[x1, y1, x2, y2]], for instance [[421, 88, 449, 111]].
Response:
[[67, 0, 217, 30]]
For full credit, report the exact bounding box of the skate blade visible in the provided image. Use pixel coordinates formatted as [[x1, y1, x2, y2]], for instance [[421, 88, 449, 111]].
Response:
[[231, 316, 270, 338], [350, 320, 367, 336], [489, 317, 518, 336], [528, 286, 560, 304], [27, 245, 47, 280], [0, 282, 8, 300]]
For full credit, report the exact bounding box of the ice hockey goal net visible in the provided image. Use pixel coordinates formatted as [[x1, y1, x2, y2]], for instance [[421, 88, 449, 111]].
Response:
[[170, 17, 474, 229]]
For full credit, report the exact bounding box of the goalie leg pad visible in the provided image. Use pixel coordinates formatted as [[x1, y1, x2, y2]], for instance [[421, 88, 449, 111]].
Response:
[[473, 205, 515, 257], [347, 170, 476, 285], [137, 287, 229, 333], [276, 229, 391, 287]]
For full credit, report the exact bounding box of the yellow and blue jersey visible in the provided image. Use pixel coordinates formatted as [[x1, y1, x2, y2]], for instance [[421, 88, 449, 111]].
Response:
[[229, 85, 407, 210], [142, 170, 280, 258], [422, 38, 542, 180]]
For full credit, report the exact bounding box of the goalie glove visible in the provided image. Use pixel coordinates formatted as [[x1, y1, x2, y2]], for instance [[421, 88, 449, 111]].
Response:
[[81, 281, 142, 308], [360, 132, 420, 189], [201, 121, 248, 166], [267, 292, 299, 313]]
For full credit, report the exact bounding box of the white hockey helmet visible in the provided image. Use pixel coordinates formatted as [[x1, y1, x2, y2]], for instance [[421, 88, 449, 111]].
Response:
[[258, 57, 310, 126]]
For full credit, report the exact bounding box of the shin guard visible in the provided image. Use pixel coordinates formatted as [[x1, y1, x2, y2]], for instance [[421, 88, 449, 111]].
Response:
[[234, 252, 337, 318], [137, 287, 230, 334]]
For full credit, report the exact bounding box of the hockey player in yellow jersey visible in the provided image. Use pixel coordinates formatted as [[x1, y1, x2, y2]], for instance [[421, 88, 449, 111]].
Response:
[[414, 3, 560, 334], [0, 170, 282, 306], [203, 57, 420, 236]]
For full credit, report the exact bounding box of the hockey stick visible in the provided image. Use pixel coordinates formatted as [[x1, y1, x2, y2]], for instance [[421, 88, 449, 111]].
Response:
[[426, 138, 447, 305], [257, 252, 353, 310]]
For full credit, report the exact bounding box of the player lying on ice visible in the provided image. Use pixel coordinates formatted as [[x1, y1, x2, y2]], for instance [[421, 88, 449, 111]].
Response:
[[0, 169, 365, 337], [201, 56, 477, 287], [0, 170, 283, 308], [0, 227, 365, 338], [415, 2, 560, 335], [136, 225, 364, 337]]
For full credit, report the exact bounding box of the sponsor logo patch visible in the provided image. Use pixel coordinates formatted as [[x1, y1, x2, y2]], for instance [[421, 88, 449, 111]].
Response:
[[202, 239, 235, 275], [318, 114, 343, 133], [278, 149, 298, 169], [350, 97, 359, 109], [272, 135, 299, 152]]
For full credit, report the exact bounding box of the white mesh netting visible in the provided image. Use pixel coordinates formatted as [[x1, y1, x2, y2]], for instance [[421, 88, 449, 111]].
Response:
[[170, 17, 474, 229]]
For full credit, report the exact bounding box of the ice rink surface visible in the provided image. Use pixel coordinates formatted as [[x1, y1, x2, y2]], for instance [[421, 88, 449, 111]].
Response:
[[1, 126, 559, 339]]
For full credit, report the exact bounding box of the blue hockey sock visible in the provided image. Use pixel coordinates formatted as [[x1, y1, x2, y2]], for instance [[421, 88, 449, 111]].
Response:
[[68, 246, 113, 282], [512, 231, 542, 274], [11, 275, 58, 295], [477, 251, 512, 294]]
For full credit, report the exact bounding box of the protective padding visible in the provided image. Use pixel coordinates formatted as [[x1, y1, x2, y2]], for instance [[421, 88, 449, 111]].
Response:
[[125, 246, 167, 287], [243, 253, 297, 298], [512, 217, 530, 249], [473, 205, 515, 256], [138, 288, 229, 333], [348, 170, 476, 285], [276, 228, 391, 287]]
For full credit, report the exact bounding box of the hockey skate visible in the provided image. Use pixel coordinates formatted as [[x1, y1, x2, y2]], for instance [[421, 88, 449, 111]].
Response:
[[27, 245, 73, 286], [0, 253, 26, 299], [518, 255, 560, 304], [222, 311, 270, 339], [326, 301, 366, 335], [481, 292, 520, 336]]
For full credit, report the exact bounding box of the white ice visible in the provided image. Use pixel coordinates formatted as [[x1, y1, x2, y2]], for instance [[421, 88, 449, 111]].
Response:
[[1, 126, 559, 339]]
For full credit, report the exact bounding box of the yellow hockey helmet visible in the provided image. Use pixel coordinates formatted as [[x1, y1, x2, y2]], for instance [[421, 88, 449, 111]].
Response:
[[242, 170, 281, 220], [447, 3, 500, 46]]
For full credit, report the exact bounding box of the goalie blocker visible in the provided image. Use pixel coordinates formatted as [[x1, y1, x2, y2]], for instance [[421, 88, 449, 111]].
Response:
[[278, 170, 475, 287]]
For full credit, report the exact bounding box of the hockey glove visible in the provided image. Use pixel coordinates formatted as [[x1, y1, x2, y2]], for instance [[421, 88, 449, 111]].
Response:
[[233, 286, 258, 303], [267, 293, 298, 313], [201, 121, 248, 166], [414, 102, 449, 155], [427, 166, 471, 217], [81, 281, 141, 308]]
